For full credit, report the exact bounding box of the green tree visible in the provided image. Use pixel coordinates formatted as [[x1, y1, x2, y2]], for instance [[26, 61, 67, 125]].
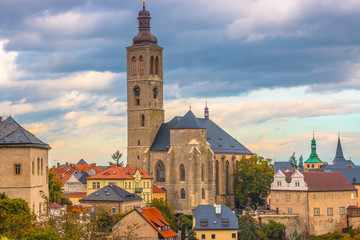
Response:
[[259, 220, 286, 240], [289, 152, 297, 169], [238, 214, 260, 240], [48, 170, 72, 206], [298, 155, 304, 169], [233, 154, 274, 210], [110, 150, 124, 167]]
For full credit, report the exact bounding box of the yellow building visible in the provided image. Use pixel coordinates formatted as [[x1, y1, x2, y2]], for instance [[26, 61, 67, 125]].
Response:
[[270, 170, 358, 236], [86, 165, 153, 203], [193, 205, 238, 240], [152, 184, 167, 201], [0, 116, 50, 216]]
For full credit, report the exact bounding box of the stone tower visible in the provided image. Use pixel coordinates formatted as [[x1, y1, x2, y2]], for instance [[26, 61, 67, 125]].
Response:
[[126, 2, 164, 166]]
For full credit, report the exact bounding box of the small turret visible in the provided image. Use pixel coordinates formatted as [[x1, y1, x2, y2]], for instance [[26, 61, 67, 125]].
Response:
[[204, 101, 209, 120]]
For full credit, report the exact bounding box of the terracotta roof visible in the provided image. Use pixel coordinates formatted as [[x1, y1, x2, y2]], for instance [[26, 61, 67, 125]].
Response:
[[152, 184, 166, 194], [87, 166, 152, 180], [74, 163, 103, 174], [66, 193, 87, 199], [138, 207, 177, 239], [284, 171, 356, 192]]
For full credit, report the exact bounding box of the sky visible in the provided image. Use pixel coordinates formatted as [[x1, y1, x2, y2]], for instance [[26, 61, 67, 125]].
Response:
[[0, 0, 359, 166]]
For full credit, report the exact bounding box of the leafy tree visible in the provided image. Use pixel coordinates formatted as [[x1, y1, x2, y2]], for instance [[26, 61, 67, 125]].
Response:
[[289, 152, 297, 168], [259, 220, 286, 240], [298, 155, 304, 169], [238, 214, 260, 240], [233, 154, 274, 210], [48, 170, 72, 206], [110, 150, 124, 167]]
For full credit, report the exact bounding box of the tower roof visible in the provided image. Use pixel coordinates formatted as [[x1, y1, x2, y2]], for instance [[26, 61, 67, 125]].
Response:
[[0, 116, 50, 149], [171, 110, 202, 129], [333, 134, 346, 163], [305, 135, 322, 163], [132, 1, 157, 46]]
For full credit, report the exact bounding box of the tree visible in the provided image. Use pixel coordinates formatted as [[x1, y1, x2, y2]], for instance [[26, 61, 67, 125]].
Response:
[[289, 152, 297, 169], [110, 150, 124, 167], [238, 214, 260, 240], [298, 155, 304, 169], [48, 170, 72, 206], [259, 220, 286, 240], [233, 154, 274, 210]]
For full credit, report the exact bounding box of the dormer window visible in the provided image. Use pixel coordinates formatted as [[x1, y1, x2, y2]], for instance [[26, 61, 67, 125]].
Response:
[[200, 219, 208, 226], [295, 181, 300, 187], [221, 218, 230, 226], [277, 181, 281, 186]]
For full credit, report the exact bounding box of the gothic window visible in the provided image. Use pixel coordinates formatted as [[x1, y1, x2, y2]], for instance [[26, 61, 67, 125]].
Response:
[[225, 160, 229, 194], [180, 188, 185, 199], [155, 56, 159, 75], [41, 158, 43, 175], [180, 164, 185, 182], [215, 160, 219, 195], [150, 56, 154, 75], [14, 164, 21, 175], [202, 188, 205, 199], [131, 56, 137, 75], [201, 163, 204, 182], [32, 161, 34, 175], [156, 160, 165, 182], [37, 158, 40, 175], [139, 56, 144, 75], [141, 114, 145, 127]]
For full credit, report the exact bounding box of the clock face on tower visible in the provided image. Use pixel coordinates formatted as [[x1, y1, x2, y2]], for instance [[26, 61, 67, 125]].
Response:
[[133, 85, 140, 96], [153, 86, 158, 98]]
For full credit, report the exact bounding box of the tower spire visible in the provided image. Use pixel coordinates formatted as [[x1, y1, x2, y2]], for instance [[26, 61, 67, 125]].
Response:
[[132, 1, 157, 45], [204, 101, 209, 120], [333, 133, 345, 164]]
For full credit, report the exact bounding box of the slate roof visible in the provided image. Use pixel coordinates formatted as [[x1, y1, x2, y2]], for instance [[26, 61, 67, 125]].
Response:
[[274, 162, 293, 172], [323, 168, 360, 185], [283, 171, 356, 192], [193, 205, 238, 230], [333, 136, 346, 163], [150, 111, 252, 154], [0, 116, 50, 148], [79, 184, 142, 202], [77, 159, 88, 165], [137, 207, 177, 239], [74, 172, 90, 184], [321, 160, 356, 170]]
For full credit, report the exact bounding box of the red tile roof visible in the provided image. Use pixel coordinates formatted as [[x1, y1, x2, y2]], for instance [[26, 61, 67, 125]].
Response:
[[284, 171, 356, 192], [74, 163, 103, 174], [153, 184, 167, 194], [66, 193, 87, 199], [139, 207, 177, 239], [87, 166, 152, 180]]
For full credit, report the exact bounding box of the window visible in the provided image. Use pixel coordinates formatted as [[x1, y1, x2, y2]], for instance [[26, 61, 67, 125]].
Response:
[[288, 208, 292, 214], [37, 158, 40, 175], [307, 164, 310, 168], [297, 193, 300, 201], [295, 181, 300, 187], [200, 219, 208, 226], [314, 208, 320, 216], [14, 164, 21, 175], [222, 218, 230, 226], [125, 182, 127, 188], [32, 161, 34, 175], [138, 140, 140, 146], [232, 233, 236, 238], [160, 197, 164, 201], [313, 194, 317, 200], [41, 158, 43, 175], [155, 56, 159, 75], [339, 193, 342, 200], [109, 182, 117, 186], [225, 161, 229, 194], [331, 193, 334, 199], [201, 234, 206, 239], [131, 56, 137, 75], [180, 164, 185, 181], [155, 160, 165, 182], [211, 234, 215, 239], [139, 56, 144, 75], [201, 163, 204, 182], [339, 207, 345, 215], [129, 182, 131, 189], [312, 164, 314, 168], [277, 181, 281, 186], [286, 193, 291, 200], [215, 160, 219, 194], [327, 207, 333, 216], [150, 56, 154, 75], [93, 182, 100, 189], [202, 188, 205, 199], [323, 194, 327, 200], [141, 114, 145, 127], [112, 208, 116, 214], [137, 155, 140, 160], [275, 193, 279, 200], [147, 182, 149, 188], [352, 193, 355, 199], [136, 98, 140, 105], [180, 188, 185, 199]]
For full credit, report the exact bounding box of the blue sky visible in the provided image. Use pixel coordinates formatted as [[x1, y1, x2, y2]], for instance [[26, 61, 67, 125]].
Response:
[[0, 0, 359, 165]]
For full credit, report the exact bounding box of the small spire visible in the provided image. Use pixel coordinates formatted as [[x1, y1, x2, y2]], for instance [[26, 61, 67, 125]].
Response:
[[204, 101, 209, 120], [313, 130, 315, 139], [189, 104, 191, 110], [143, 0, 146, 9]]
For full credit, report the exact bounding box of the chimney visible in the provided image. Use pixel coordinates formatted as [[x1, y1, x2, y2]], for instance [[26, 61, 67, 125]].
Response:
[[214, 205, 221, 215], [57, 163, 60, 168], [66, 162, 69, 167]]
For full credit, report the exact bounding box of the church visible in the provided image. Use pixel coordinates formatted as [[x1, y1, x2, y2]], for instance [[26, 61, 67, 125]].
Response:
[[126, 2, 252, 212]]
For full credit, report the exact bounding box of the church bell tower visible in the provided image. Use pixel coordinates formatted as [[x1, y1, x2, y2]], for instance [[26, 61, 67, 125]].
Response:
[[126, 1, 164, 166]]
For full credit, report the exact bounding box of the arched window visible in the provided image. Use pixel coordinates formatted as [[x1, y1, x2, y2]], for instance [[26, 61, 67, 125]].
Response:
[[180, 164, 185, 182], [225, 160, 229, 194], [150, 56, 154, 75], [155, 56, 159, 75], [201, 163, 204, 182], [202, 188, 205, 199], [216, 160, 219, 195], [180, 188, 185, 199], [139, 56, 144, 75], [141, 114, 145, 127], [155, 160, 165, 182], [131, 56, 137, 75]]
